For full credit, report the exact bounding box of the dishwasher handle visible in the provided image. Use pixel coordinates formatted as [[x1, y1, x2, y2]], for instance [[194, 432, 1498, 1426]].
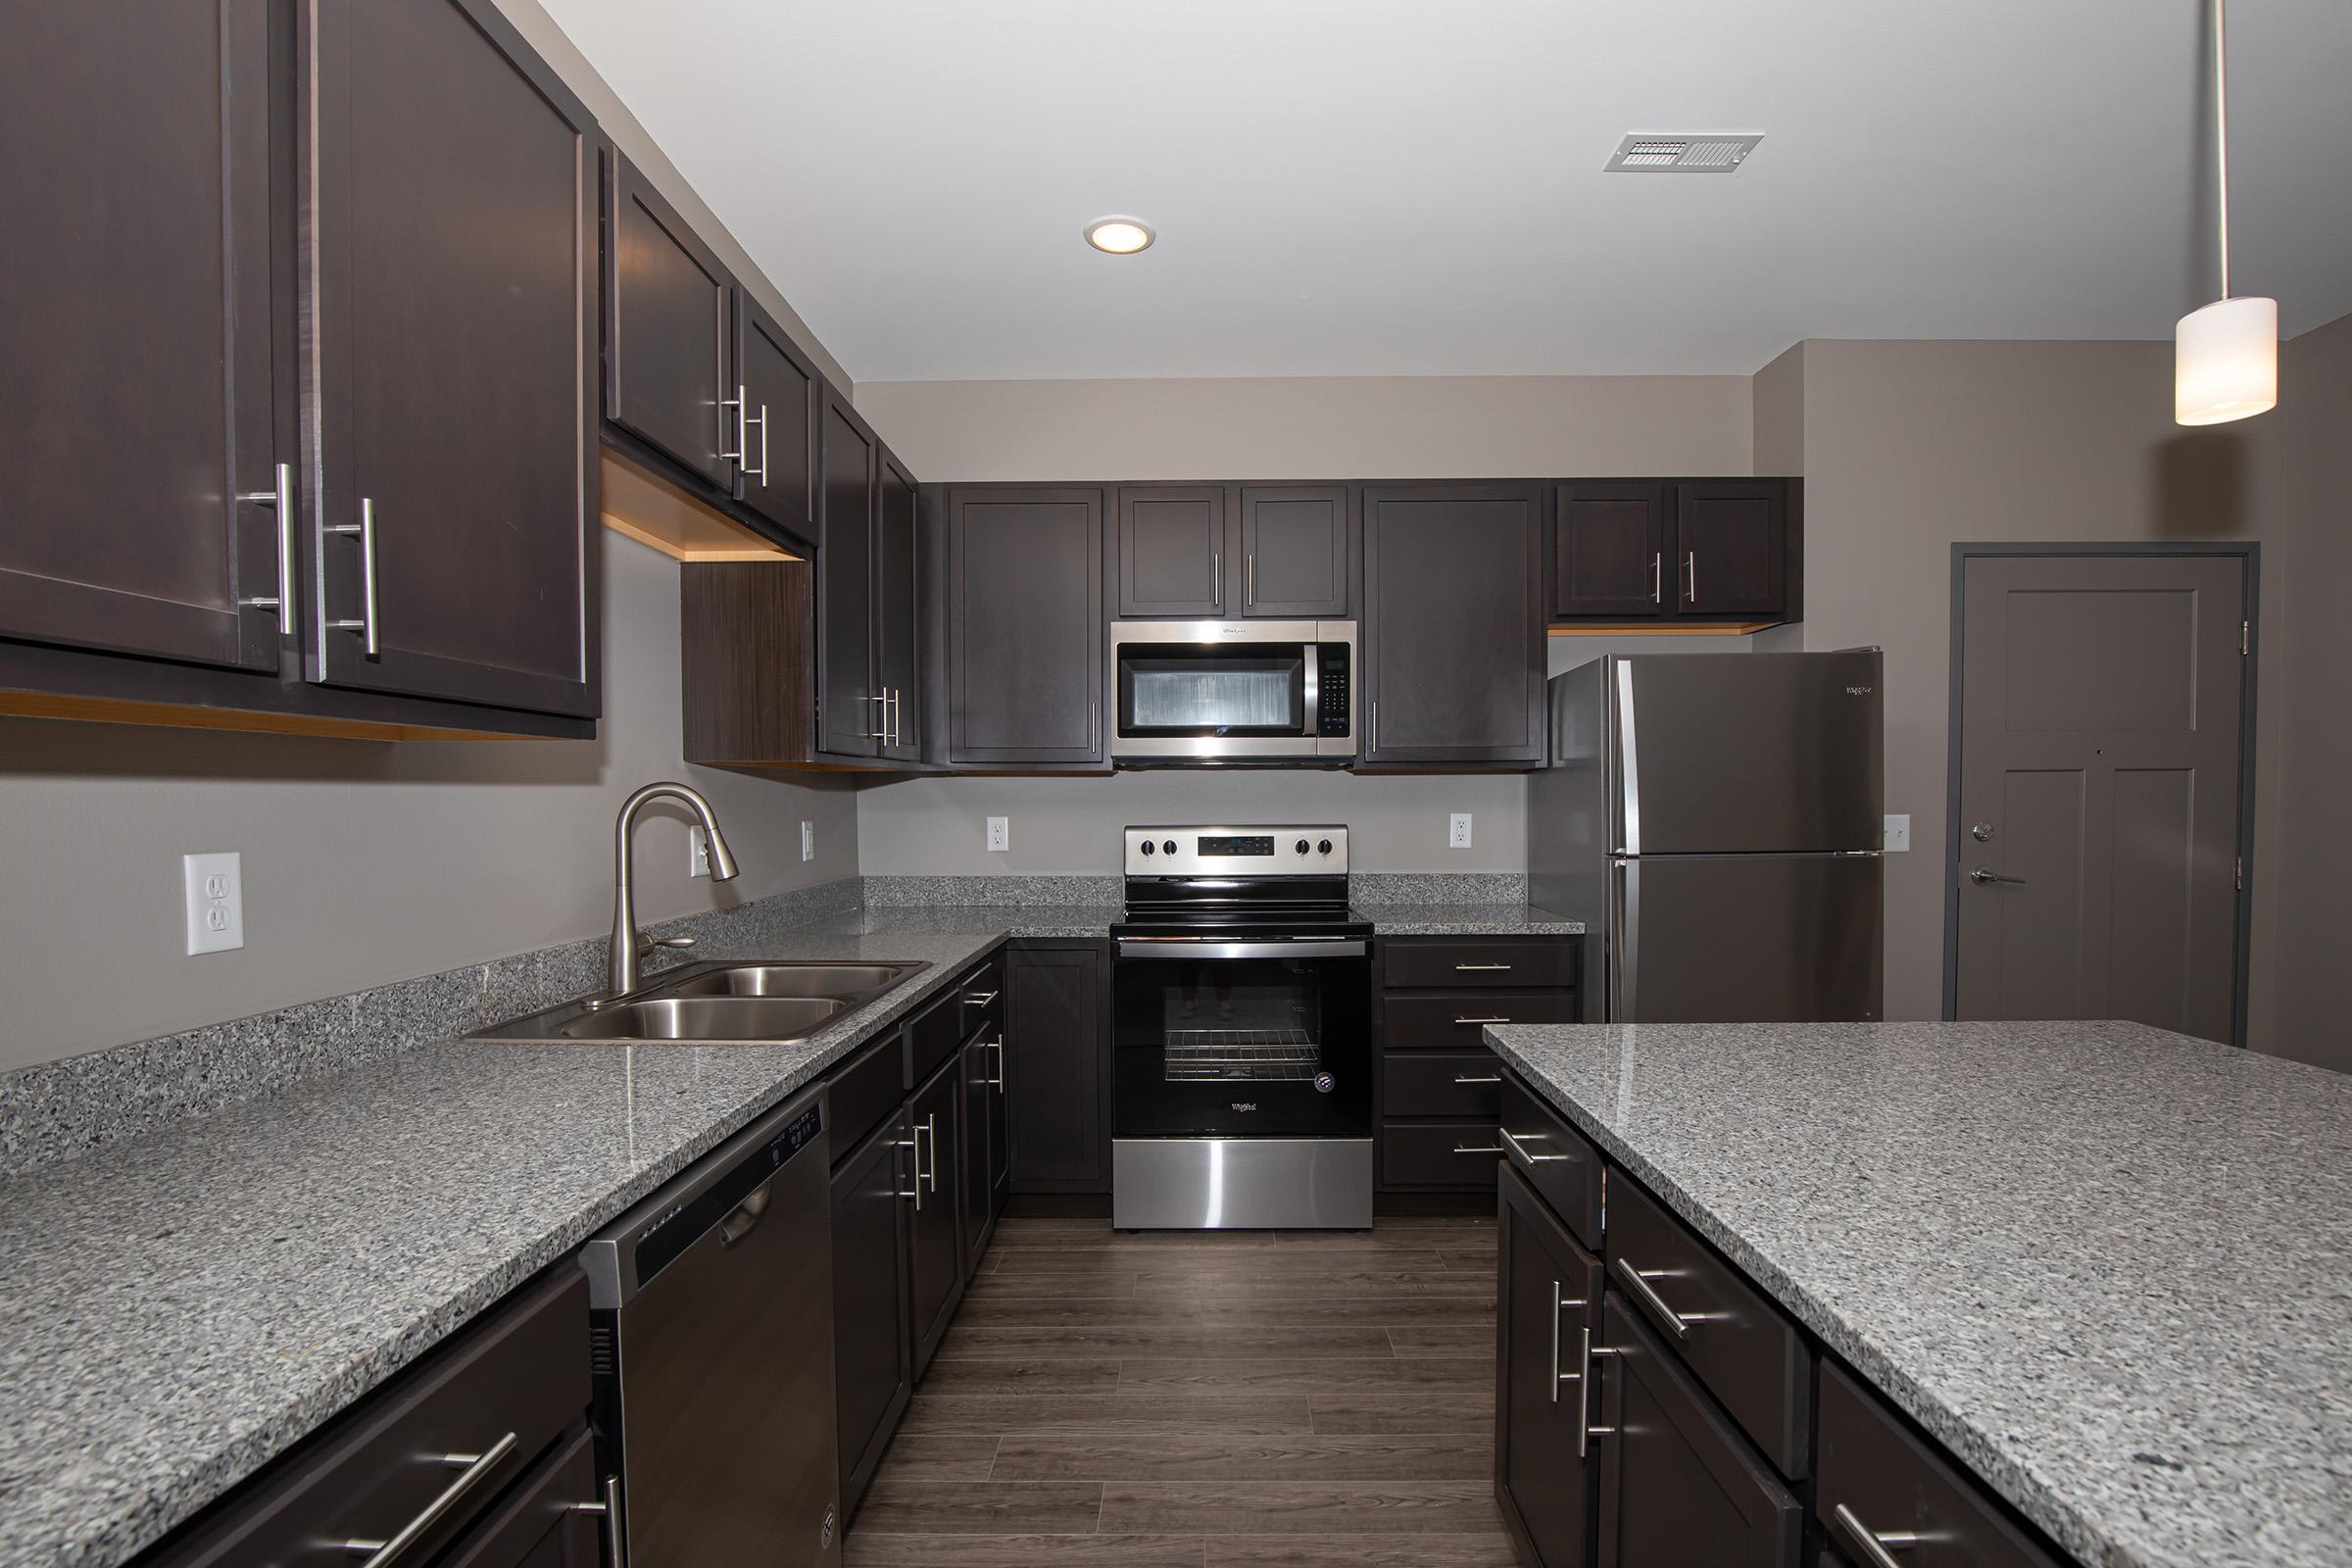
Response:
[[717, 1179, 774, 1248]]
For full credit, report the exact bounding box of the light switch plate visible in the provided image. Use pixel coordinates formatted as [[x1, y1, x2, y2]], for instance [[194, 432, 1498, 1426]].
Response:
[[800, 821, 815, 862], [689, 826, 710, 878], [986, 816, 1010, 854], [1449, 813, 1474, 850], [1884, 814, 1911, 853], [182, 852, 244, 956]]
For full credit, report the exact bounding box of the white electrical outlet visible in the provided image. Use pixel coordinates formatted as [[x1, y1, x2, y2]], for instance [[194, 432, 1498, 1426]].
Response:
[[182, 852, 244, 956], [1449, 813, 1474, 850], [801, 821, 815, 862], [689, 825, 710, 878], [986, 816, 1010, 854], [1884, 814, 1911, 853]]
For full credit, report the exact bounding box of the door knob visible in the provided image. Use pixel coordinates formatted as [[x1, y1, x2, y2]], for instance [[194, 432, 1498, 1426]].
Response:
[[1969, 866, 2026, 886]]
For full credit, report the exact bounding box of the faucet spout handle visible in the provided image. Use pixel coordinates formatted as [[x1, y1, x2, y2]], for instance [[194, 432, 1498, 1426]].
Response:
[[646, 934, 697, 951]]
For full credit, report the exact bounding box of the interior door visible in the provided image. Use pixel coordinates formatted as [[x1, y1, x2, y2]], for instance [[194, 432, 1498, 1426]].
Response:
[[0, 1, 280, 671], [1497, 1165, 1602, 1568], [1953, 553, 2246, 1044], [308, 0, 599, 716], [816, 389, 878, 758]]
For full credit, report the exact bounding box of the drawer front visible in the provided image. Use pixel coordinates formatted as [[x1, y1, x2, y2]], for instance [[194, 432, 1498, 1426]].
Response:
[[1817, 1362, 2062, 1568], [1382, 1050, 1503, 1119], [1498, 1075, 1604, 1250], [1383, 937, 1578, 989], [1609, 1175, 1811, 1479], [1380, 1119, 1504, 1189], [440, 1425, 601, 1568], [158, 1271, 591, 1567], [828, 1031, 909, 1162], [913, 959, 1004, 1082], [955, 956, 1005, 1044], [1384, 990, 1580, 1049]]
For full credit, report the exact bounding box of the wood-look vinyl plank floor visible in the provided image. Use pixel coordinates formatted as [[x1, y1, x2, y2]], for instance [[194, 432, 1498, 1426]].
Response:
[[849, 1217, 1506, 1567]]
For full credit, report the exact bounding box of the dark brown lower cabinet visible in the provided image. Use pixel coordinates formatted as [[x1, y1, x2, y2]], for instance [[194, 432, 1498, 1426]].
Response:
[[959, 1032, 1006, 1264], [906, 1054, 967, 1375], [1594, 1293, 1801, 1568], [439, 1427, 603, 1568], [1004, 943, 1109, 1192], [1816, 1362, 2062, 1568], [831, 1110, 913, 1516], [1496, 1165, 1603, 1568]]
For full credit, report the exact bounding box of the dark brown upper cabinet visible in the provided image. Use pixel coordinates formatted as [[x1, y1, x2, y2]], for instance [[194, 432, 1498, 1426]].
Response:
[[603, 154, 731, 491], [1554, 482, 1669, 618], [1674, 481, 1787, 618], [0, 0, 281, 676], [875, 450, 923, 765], [1115, 486, 1227, 617], [732, 293, 819, 540], [816, 387, 880, 759], [304, 0, 601, 719], [1360, 483, 1546, 766], [945, 486, 1105, 768], [1241, 484, 1353, 617]]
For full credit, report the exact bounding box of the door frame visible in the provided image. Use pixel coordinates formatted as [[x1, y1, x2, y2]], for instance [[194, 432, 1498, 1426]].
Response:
[[1939, 542, 2261, 1045]]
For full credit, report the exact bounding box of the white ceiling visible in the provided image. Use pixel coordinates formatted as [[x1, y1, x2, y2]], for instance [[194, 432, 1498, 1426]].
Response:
[[539, 0, 2352, 382]]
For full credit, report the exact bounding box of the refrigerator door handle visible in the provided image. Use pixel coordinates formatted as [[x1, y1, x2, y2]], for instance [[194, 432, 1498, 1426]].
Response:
[[1614, 660, 1642, 856]]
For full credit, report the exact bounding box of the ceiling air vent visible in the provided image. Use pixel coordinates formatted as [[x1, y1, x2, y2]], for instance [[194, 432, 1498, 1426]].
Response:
[[1604, 132, 1763, 173]]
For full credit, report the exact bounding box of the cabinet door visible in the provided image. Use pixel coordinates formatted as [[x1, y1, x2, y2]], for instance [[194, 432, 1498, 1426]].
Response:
[[1242, 485, 1352, 617], [308, 0, 599, 717], [1497, 1165, 1602, 1568], [1553, 483, 1667, 618], [959, 1038, 1000, 1264], [603, 154, 731, 489], [875, 450, 923, 764], [816, 387, 878, 758], [733, 294, 818, 540], [438, 1428, 602, 1568], [1674, 481, 1786, 618], [0, 1, 279, 672], [1595, 1293, 1801, 1568], [1361, 484, 1545, 764], [946, 487, 1104, 766], [1005, 945, 1108, 1190], [832, 1112, 913, 1516], [907, 1056, 968, 1375], [1115, 485, 1227, 617]]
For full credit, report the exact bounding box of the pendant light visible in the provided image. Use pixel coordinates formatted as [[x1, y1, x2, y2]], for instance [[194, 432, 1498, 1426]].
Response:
[[2176, 0, 2277, 425]]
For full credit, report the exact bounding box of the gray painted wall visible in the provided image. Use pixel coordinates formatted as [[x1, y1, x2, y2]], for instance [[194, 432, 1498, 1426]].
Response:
[[0, 533, 859, 1072]]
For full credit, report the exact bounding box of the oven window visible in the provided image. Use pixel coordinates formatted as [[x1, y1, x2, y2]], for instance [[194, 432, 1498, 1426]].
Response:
[[1159, 969, 1324, 1082], [1119, 652, 1304, 735]]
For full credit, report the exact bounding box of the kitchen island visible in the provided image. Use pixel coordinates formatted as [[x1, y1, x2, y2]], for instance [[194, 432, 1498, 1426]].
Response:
[[1483, 1018, 2352, 1568]]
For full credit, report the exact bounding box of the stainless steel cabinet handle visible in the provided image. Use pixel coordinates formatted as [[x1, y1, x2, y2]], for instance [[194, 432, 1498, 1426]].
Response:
[[1213, 547, 1222, 612], [1371, 699, 1378, 752], [572, 1475, 625, 1568], [743, 402, 768, 483], [1969, 866, 2027, 886], [1455, 1015, 1511, 1025], [1247, 550, 1256, 607], [719, 386, 745, 463], [1685, 551, 1697, 603], [1500, 1126, 1569, 1164], [236, 461, 295, 634], [899, 1133, 922, 1209], [1090, 700, 1099, 754], [1548, 1279, 1564, 1402], [1831, 1502, 1930, 1568], [1454, 961, 1512, 971], [1451, 1143, 1506, 1155], [1612, 1254, 1724, 1340], [963, 990, 1000, 1006], [984, 1038, 1004, 1089], [1577, 1328, 1619, 1458], [922, 1114, 940, 1192], [341, 1431, 519, 1563], [324, 497, 379, 657], [1650, 551, 1661, 606], [1452, 1074, 1502, 1085], [867, 691, 890, 741]]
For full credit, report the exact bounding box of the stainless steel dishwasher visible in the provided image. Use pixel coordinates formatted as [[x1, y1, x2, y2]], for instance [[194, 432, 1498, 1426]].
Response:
[[580, 1083, 841, 1567]]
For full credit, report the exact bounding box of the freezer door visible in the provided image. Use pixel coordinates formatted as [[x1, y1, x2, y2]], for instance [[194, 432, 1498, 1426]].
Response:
[[1611, 651, 1883, 854], [1612, 855, 1882, 1022]]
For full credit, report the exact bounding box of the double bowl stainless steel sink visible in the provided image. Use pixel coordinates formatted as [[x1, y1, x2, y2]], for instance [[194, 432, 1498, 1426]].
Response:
[[469, 959, 929, 1047]]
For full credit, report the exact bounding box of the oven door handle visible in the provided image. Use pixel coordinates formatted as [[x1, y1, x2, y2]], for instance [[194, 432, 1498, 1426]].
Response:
[[1115, 939, 1370, 960]]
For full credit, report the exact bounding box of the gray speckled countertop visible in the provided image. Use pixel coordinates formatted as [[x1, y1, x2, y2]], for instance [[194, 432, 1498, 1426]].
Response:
[[1484, 1020, 2352, 1568], [1356, 902, 1580, 936]]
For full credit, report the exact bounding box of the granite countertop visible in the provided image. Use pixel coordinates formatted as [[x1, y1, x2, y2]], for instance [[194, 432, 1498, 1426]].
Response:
[[1483, 1019, 2352, 1568], [1354, 902, 1581, 936]]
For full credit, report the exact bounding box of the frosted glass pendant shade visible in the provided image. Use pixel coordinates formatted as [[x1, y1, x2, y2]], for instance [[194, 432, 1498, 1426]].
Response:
[[2175, 295, 2278, 425]]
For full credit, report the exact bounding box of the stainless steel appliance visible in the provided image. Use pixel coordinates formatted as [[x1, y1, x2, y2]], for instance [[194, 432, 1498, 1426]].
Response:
[[1108, 620, 1356, 761], [1529, 652, 1885, 1022], [1111, 825, 1373, 1227], [580, 1084, 841, 1567]]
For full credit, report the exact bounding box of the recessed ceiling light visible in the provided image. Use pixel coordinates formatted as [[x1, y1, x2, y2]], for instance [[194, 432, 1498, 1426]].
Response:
[[1084, 217, 1155, 255]]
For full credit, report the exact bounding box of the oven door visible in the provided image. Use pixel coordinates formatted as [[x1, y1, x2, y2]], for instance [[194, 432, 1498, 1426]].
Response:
[[1112, 940, 1372, 1138]]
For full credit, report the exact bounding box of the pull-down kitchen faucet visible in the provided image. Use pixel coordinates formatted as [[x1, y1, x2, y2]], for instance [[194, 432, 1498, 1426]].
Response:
[[607, 781, 740, 999]]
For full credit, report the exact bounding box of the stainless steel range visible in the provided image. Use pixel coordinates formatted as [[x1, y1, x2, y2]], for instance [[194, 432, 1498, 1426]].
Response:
[[1110, 825, 1373, 1229]]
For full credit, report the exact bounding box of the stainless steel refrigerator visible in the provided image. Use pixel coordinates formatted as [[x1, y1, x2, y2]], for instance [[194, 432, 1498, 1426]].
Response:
[[1529, 651, 1885, 1023]]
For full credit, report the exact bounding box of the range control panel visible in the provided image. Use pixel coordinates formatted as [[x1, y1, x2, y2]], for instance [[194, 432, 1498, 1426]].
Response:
[[1125, 824, 1348, 876]]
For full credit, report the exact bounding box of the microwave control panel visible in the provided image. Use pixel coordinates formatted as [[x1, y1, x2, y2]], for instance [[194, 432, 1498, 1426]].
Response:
[[1316, 644, 1351, 737]]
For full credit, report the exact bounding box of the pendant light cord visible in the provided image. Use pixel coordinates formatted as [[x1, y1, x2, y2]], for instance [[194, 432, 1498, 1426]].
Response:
[[2216, 0, 2231, 300]]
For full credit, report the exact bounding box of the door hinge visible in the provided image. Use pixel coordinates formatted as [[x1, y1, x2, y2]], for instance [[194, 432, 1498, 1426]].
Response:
[[2241, 620, 2250, 656]]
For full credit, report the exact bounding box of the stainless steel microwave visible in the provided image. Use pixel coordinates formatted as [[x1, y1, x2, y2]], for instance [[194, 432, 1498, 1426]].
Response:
[[1108, 620, 1356, 761]]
